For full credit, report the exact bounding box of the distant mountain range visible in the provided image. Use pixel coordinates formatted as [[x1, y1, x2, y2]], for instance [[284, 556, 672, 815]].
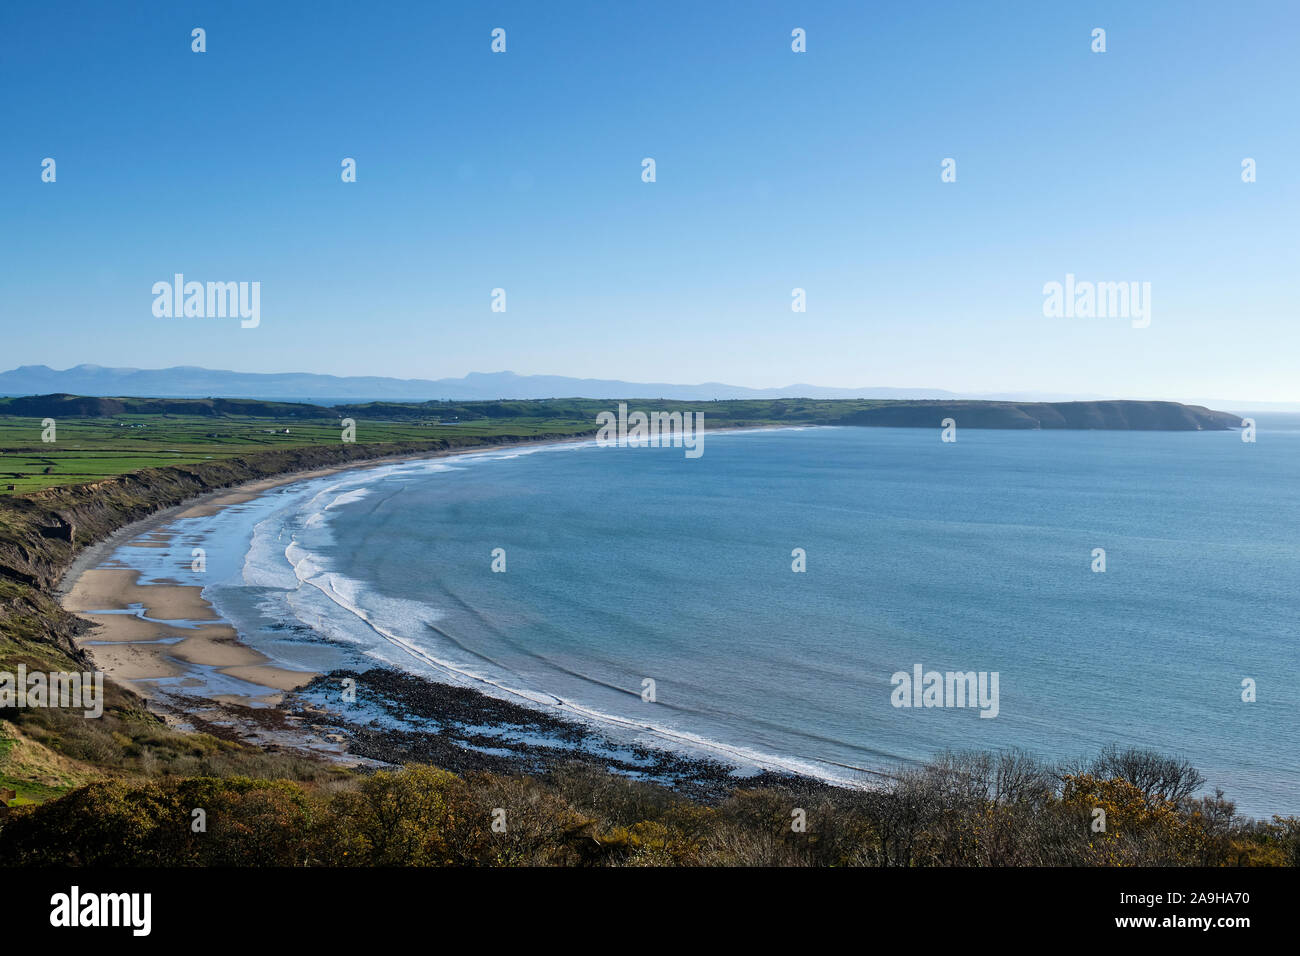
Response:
[[0, 365, 1287, 412], [0, 365, 1105, 404]]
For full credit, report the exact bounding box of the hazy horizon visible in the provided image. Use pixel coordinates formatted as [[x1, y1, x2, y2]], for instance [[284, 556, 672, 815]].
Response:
[[4, 361, 1300, 410]]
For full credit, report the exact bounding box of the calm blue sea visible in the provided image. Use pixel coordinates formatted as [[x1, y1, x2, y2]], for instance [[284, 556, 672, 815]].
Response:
[[135, 421, 1299, 815]]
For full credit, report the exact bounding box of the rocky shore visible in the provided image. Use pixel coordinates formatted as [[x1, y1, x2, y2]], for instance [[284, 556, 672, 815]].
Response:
[[281, 667, 828, 802]]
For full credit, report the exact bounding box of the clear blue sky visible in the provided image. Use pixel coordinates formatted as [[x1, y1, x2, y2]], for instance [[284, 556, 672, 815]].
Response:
[[2, 0, 1297, 400]]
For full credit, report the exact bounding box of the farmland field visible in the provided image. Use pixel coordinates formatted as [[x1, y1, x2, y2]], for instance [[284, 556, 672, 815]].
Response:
[[0, 410, 598, 494]]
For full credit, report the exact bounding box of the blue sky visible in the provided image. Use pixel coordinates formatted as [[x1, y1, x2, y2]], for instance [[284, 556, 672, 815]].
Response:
[[1, 0, 1297, 400]]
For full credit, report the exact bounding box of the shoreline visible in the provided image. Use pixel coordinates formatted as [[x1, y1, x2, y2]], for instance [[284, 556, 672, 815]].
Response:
[[55, 439, 589, 760], [54, 424, 804, 599], [54, 429, 839, 796], [57, 438, 588, 600]]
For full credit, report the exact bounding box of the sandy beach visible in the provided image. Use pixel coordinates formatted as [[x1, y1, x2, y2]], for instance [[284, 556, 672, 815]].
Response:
[[49, 430, 824, 793], [57, 440, 581, 709], [62, 567, 315, 704]]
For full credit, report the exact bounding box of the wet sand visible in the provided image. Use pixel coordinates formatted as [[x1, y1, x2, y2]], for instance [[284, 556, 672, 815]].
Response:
[[62, 554, 318, 706], [57, 441, 581, 706]]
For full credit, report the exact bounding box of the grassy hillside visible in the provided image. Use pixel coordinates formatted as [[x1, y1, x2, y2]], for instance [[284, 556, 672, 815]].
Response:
[[2, 746, 1296, 866]]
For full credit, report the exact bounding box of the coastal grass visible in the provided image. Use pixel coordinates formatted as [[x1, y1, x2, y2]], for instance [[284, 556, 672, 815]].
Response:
[[2, 753, 1297, 866]]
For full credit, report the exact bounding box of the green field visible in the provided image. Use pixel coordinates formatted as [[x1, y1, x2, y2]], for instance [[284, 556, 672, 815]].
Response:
[[0, 395, 898, 494], [0, 411, 598, 494]]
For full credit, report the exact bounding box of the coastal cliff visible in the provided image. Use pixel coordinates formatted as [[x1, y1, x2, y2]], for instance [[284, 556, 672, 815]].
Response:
[[834, 400, 1242, 430], [1, 393, 1245, 432]]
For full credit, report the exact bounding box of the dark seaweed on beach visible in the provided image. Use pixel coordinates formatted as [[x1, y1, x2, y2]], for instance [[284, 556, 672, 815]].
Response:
[[284, 668, 819, 803]]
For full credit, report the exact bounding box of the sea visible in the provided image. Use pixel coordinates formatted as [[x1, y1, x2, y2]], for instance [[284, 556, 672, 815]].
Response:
[[103, 419, 1300, 816]]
